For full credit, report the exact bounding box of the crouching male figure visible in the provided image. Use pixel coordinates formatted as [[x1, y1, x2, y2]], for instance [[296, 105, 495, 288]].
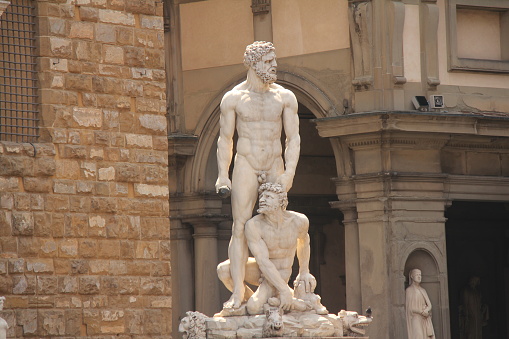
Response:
[[217, 183, 316, 315]]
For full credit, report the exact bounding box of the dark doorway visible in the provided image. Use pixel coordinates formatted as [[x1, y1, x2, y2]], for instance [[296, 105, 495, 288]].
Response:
[[446, 201, 509, 339]]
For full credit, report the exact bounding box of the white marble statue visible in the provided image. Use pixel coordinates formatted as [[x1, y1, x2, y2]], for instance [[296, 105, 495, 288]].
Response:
[[0, 296, 7, 339], [217, 183, 320, 315], [406, 269, 435, 339], [215, 41, 300, 310]]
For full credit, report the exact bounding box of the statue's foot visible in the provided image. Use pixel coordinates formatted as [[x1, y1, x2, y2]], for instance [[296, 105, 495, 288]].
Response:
[[223, 293, 243, 309]]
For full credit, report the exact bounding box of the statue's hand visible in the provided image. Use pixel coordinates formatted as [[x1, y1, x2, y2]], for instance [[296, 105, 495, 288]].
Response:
[[215, 177, 232, 196], [279, 288, 294, 311], [276, 173, 294, 192], [295, 272, 317, 294]]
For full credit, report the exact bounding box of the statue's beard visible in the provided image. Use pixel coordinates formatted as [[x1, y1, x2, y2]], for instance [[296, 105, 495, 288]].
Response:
[[257, 204, 279, 214], [256, 68, 277, 84]]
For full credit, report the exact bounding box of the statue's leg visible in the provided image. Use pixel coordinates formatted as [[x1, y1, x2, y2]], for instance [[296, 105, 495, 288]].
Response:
[[246, 280, 273, 315], [225, 157, 258, 309], [217, 257, 260, 300]]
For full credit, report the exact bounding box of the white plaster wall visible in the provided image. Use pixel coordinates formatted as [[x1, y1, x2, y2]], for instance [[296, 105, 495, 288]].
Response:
[[437, 0, 509, 89], [272, 0, 349, 58], [403, 4, 421, 83], [180, 0, 253, 71]]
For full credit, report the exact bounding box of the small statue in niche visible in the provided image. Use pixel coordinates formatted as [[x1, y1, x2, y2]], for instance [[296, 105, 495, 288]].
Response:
[[405, 269, 435, 339], [459, 276, 489, 339], [0, 296, 7, 339]]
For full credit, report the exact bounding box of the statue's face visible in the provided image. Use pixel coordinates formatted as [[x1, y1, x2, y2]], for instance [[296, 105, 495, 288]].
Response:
[[254, 51, 277, 84], [258, 191, 280, 214], [411, 270, 422, 283]]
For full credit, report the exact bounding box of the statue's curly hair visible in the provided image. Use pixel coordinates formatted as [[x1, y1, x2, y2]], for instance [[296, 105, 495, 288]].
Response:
[[244, 41, 275, 68], [258, 182, 288, 210]]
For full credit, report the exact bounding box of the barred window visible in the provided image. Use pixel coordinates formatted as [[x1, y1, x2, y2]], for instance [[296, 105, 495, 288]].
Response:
[[0, 0, 38, 142]]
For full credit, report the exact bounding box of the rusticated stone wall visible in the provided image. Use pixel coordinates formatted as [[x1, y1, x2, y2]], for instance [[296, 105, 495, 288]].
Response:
[[0, 0, 170, 337]]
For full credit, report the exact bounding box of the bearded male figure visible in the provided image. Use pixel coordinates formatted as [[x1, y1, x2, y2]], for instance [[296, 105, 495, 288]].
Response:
[[217, 183, 316, 315], [216, 41, 300, 310]]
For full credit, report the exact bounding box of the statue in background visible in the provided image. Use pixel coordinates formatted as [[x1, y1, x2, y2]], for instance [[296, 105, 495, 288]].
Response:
[[0, 296, 7, 339], [406, 269, 435, 339], [215, 41, 300, 310], [459, 276, 489, 339]]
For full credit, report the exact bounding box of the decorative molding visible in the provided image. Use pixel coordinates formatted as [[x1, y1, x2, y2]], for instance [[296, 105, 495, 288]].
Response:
[[422, 3, 440, 88], [251, 0, 270, 15], [349, 1, 373, 88], [389, 1, 406, 85]]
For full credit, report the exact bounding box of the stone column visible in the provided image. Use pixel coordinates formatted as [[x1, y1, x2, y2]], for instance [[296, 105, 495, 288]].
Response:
[[332, 202, 362, 313], [192, 218, 221, 316], [170, 220, 194, 335]]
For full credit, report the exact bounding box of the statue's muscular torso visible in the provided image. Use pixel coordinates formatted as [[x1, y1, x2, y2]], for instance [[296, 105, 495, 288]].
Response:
[[226, 82, 291, 171]]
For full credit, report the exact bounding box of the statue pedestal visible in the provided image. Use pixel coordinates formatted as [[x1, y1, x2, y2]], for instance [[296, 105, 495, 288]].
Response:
[[204, 311, 370, 339]]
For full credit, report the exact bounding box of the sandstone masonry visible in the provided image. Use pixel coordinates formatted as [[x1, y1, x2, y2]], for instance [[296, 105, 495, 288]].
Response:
[[0, 0, 170, 337]]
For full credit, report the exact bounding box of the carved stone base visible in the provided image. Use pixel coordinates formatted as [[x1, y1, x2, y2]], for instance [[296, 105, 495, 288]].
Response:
[[206, 312, 369, 338]]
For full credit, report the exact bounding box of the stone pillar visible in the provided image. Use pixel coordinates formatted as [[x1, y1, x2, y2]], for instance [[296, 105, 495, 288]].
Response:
[[170, 220, 194, 336], [251, 0, 273, 42], [192, 218, 221, 316], [332, 202, 362, 313]]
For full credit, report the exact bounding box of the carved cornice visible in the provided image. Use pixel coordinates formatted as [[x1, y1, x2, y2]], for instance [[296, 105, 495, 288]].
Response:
[[314, 111, 509, 139], [168, 133, 198, 156]]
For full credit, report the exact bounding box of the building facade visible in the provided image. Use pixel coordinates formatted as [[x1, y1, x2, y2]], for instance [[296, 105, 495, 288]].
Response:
[[168, 1, 509, 339], [0, 0, 171, 337]]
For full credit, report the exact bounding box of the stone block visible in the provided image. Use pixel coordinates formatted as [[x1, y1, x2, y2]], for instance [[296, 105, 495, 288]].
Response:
[[14, 193, 32, 210], [104, 110, 120, 129], [18, 237, 40, 257], [0, 260, 6, 274], [55, 160, 80, 180], [124, 46, 146, 67], [98, 166, 115, 181], [143, 309, 163, 334], [141, 217, 169, 239], [467, 152, 500, 176], [143, 81, 165, 99], [26, 259, 55, 273], [91, 197, 117, 213], [0, 275, 13, 293], [127, 261, 151, 276], [53, 180, 76, 194], [135, 183, 169, 198], [0, 155, 32, 176], [81, 161, 97, 179], [65, 73, 93, 91], [39, 238, 58, 257], [80, 6, 99, 21], [89, 260, 109, 275], [127, 0, 156, 15], [135, 241, 159, 259], [73, 107, 102, 128], [140, 15, 163, 30], [120, 240, 136, 258], [0, 177, 19, 192], [0, 193, 13, 209], [83, 309, 101, 335], [37, 276, 58, 295], [45, 195, 70, 212], [97, 239, 120, 258], [71, 259, 89, 275], [23, 177, 52, 193], [126, 134, 152, 148], [65, 309, 82, 336], [12, 212, 34, 235], [117, 26, 134, 45], [31, 194, 45, 210], [9, 258, 24, 273], [103, 45, 125, 64], [99, 9, 135, 26], [74, 40, 102, 62], [39, 310, 65, 335], [0, 210, 11, 236], [16, 309, 38, 335], [115, 163, 140, 182], [136, 97, 164, 113], [52, 213, 65, 237], [145, 48, 165, 68], [79, 239, 98, 258], [79, 276, 100, 295], [12, 275, 36, 295], [69, 21, 94, 39], [59, 276, 78, 294], [59, 239, 79, 258], [39, 36, 72, 58], [133, 149, 168, 164], [123, 80, 143, 96]]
